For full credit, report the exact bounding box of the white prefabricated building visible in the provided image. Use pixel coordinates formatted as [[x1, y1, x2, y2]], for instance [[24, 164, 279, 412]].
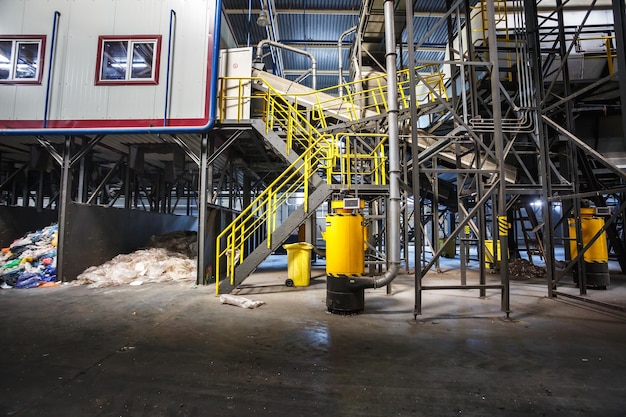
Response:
[[0, 0, 220, 134]]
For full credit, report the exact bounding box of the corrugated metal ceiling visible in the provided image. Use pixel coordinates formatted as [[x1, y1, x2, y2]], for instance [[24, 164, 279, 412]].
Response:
[[2, 1, 477, 178], [222, 0, 479, 90]]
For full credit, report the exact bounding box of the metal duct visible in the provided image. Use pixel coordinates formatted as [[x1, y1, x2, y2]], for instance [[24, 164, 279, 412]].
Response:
[[338, 25, 357, 95], [255, 39, 317, 90], [348, 0, 400, 291], [371, 0, 401, 288]]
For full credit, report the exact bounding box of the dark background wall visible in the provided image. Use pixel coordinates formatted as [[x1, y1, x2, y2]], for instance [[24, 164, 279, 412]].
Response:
[[61, 203, 197, 281], [0, 206, 58, 247]]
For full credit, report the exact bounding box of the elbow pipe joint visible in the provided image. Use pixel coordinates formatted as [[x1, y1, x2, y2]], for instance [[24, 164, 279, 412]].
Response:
[[255, 39, 317, 89], [343, 263, 400, 291]]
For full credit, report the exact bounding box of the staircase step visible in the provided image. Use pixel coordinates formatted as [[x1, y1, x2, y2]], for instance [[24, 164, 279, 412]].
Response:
[[220, 184, 334, 293]]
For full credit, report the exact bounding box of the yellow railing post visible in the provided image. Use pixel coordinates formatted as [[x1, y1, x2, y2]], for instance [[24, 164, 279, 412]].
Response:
[[214, 72, 405, 292], [215, 238, 221, 294], [266, 193, 273, 249], [605, 36, 615, 75]]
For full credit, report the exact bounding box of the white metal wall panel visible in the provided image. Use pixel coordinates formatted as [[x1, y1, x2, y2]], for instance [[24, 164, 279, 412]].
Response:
[[0, 0, 219, 132], [100, 0, 163, 121], [167, 0, 211, 120], [1, 0, 48, 123], [218, 47, 252, 120], [55, 0, 115, 121]]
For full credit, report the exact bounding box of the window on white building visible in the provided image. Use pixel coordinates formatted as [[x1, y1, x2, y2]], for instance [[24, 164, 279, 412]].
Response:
[[0, 37, 45, 83], [96, 36, 161, 85]]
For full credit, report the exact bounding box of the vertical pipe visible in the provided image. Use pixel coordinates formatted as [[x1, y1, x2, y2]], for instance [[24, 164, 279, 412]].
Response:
[[338, 26, 357, 95], [372, 0, 401, 288], [43, 11, 61, 128], [486, 0, 510, 315], [384, 0, 400, 273], [164, 10, 176, 126], [247, 0, 252, 47], [404, 0, 422, 315]]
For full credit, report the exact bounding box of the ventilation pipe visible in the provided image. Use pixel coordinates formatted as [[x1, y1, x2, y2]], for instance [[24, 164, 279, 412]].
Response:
[[325, 0, 401, 314], [370, 0, 401, 289], [255, 39, 317, 90], [338, 25, 357, 95]]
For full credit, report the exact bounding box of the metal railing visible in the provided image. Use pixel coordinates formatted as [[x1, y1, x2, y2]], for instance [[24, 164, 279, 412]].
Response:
[[217, 63, 448, 127], [214, 79, 388, 292]]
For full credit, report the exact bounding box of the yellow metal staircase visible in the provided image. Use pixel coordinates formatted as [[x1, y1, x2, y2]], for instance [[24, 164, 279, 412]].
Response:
[[215, 77, 391, 293]]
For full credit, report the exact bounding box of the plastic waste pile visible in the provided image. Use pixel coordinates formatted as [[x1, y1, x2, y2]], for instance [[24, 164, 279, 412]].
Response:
[[0, 224, 59, 289], [148, 230, 198, 259], [74, 231, 198, 288]]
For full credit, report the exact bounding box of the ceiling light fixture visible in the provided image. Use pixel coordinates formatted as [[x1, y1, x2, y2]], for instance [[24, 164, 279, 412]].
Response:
[[256, 10, 270, 27]]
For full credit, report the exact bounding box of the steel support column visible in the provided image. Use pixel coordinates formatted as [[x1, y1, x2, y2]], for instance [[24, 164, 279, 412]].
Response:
[[525, 0, 556, 298], [486, 0, 510, 315], [612, 0, 626, 139], [57, 135, 73, 282], [197, 133, 209, 285]]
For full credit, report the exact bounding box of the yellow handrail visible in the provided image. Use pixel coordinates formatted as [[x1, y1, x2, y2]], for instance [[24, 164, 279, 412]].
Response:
[[215, 128, 333, 293], [326, 133, 388, 188], [218, 63, 449, 127], [215, 65, 453, 292]]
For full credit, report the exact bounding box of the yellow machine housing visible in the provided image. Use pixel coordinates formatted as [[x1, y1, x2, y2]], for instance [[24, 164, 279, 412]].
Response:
[[568, 208, 608, 263], [325, 198, 368, 314], [568, 207, 609, 288], [325, 199, 365, 276], [484, 239, 502, 269]]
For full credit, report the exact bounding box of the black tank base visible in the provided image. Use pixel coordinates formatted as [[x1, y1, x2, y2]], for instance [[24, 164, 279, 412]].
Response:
[[326, 275, 365, 314], [573, 262, 610, 290]]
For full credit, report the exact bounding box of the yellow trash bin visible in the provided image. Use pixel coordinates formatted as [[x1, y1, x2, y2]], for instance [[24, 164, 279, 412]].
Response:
[[283, 242, 314, 287]]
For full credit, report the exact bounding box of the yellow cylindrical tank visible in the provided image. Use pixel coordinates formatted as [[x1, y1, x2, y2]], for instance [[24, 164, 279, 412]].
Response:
[[568, 208, 608, 263], [325, 212, 365, 276]]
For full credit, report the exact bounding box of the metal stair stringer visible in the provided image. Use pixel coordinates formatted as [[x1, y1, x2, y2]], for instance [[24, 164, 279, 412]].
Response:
[[250, 118, 325, 188], [221, 183, 333, 293]]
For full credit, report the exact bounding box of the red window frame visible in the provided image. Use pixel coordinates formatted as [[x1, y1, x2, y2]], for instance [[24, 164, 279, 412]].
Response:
[[0, 35, 46, 85], [95, 35, 162, 86]]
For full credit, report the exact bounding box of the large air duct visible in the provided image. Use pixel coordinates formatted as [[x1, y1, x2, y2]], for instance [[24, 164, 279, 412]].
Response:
[[255, 39, 317, 90]]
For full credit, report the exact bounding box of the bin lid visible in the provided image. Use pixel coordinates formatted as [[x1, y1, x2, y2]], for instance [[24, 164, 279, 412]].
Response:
[[283, 242, 314, 250]]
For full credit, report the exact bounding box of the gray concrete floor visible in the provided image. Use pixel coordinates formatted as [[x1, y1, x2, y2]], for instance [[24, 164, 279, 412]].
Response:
[[1, 255, 626, 416]]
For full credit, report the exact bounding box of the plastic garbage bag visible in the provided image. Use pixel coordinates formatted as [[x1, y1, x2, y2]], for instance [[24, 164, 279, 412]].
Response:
[[15, 272, 42, 289], [219, 294, 265, 309]]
